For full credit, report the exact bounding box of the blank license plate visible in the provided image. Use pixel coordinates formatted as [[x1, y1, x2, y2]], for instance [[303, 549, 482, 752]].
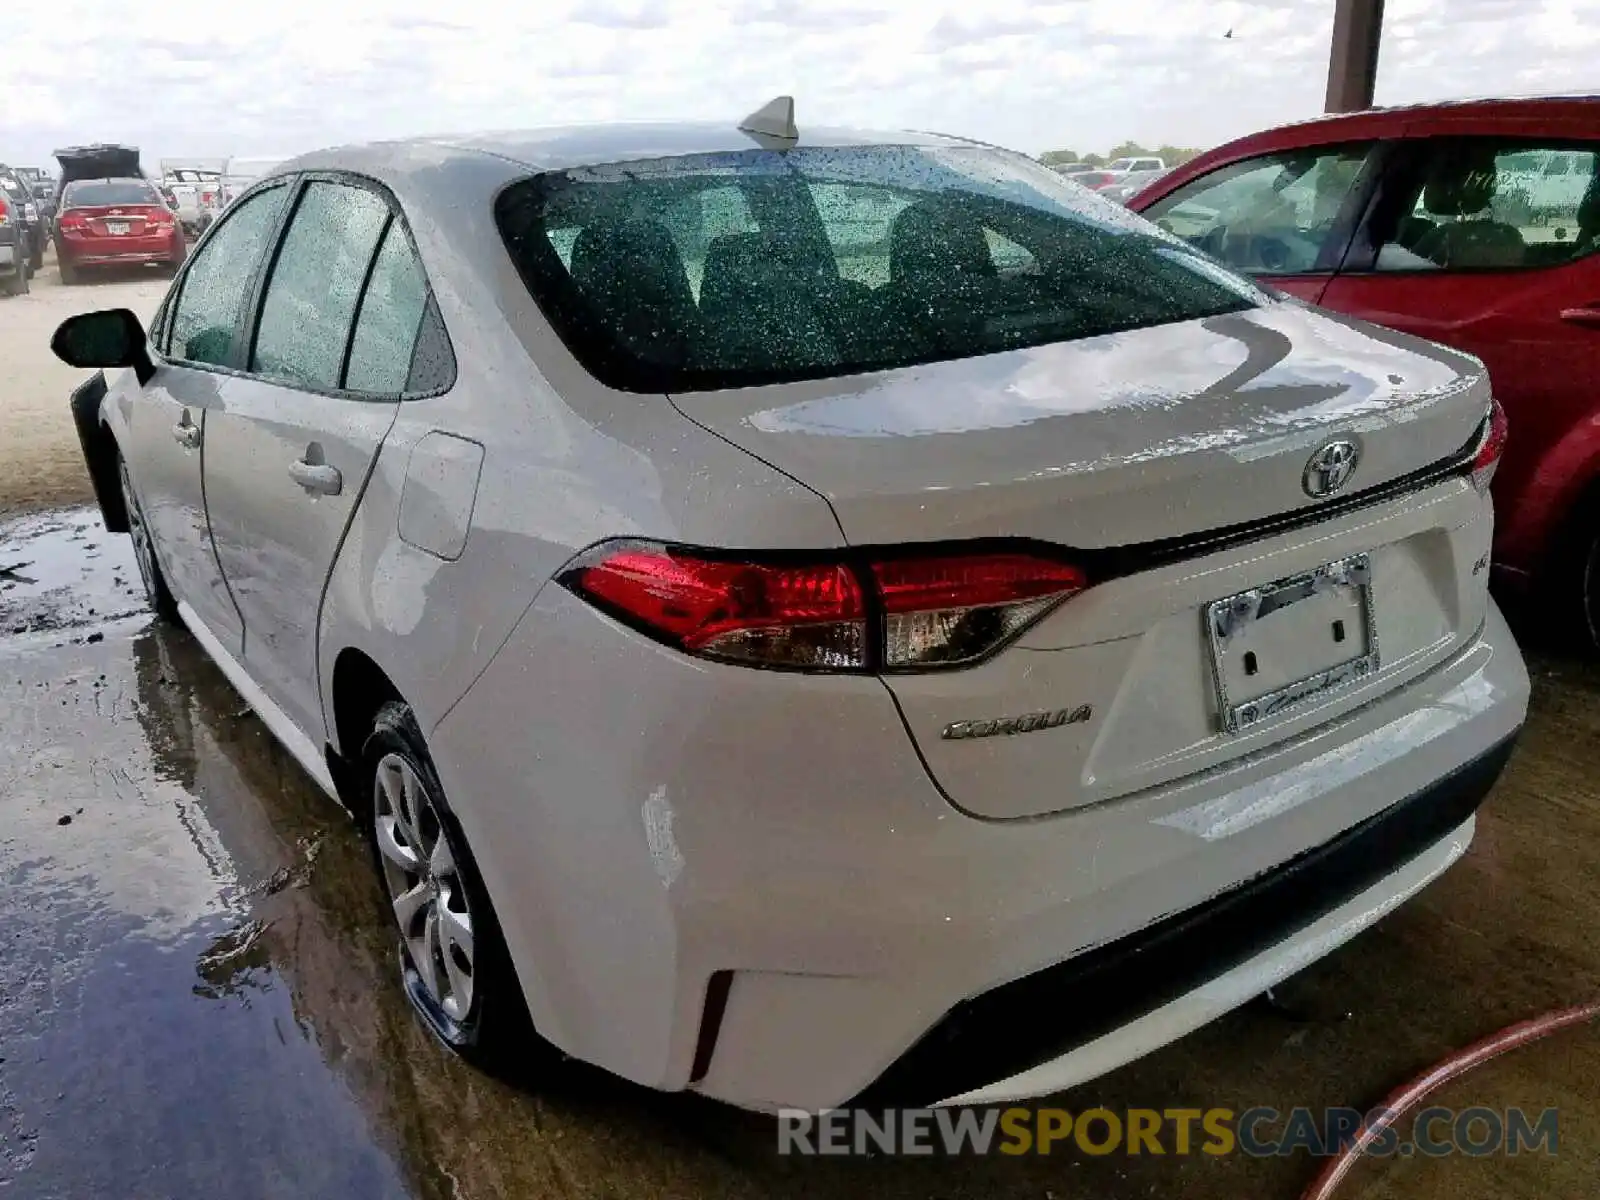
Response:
[[106, 221, 130, 235], [1205, 554, 1378, 733]]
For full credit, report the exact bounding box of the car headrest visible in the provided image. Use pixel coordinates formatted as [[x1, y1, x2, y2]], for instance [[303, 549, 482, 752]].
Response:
[[695, 232, 838, 370], [1422, 149, 1500, 217], [569, 218, 696, 362], [1578, 171, 1600, 238], [889, 200, 997, 285]]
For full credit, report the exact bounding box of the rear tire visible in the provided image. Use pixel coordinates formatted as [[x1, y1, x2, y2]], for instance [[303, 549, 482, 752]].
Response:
[[58, 260, 78, 286], [29, 239, 44, 271], [117, 451, 180, 623], [362, 701, 555, 1079], [3, 265, 26, 296]]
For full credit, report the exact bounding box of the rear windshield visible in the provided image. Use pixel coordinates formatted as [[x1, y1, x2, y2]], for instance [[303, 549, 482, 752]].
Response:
[[495, 144, 1264, 392], [63, 180, 163, 207]]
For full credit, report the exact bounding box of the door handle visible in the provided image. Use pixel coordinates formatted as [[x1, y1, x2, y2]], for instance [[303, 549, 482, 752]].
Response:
[[1559, 306, 1600, 328], [289, 456, 343, 496], [171, 418, 201, 449]]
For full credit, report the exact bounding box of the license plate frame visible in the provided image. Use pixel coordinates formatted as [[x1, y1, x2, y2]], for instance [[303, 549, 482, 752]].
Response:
[[106, 221, 130, 235], [1205, 553, 1379, 734]]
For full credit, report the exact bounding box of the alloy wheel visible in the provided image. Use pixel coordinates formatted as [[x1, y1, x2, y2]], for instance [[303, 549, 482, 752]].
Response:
[[373, 752, 476, 1023], [119, 457, 160, 607]]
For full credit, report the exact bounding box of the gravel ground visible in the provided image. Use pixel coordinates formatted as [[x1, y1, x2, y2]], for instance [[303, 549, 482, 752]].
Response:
[[0, 246, 167, 517]]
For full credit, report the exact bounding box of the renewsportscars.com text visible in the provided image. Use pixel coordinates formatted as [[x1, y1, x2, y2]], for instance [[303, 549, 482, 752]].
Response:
[[776, 1106, 1559, 1159]]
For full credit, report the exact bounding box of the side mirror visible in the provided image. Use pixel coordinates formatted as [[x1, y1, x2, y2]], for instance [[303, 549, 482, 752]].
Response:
[[51, 308, 156, 385]]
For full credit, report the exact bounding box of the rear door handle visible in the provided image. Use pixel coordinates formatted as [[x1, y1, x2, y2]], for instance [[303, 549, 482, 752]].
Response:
[[1559, 306, 1600, 328], [289, 459, 343, 496], [171, 417, 201, 449]]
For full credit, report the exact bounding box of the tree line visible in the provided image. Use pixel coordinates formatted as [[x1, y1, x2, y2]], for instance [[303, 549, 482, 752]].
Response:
[[1040, 143, 1201, 167]]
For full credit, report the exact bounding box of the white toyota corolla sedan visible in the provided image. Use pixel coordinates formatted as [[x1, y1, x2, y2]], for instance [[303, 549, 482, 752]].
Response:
[[54, 99, 1528, 1113]]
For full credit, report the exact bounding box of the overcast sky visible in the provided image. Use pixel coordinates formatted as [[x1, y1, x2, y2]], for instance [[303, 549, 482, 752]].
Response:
[[4, 0, 1597, 169]]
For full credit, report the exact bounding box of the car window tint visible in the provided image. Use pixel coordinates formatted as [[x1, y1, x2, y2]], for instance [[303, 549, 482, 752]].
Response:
[[62, 180, 164, 207], [1373, 140, 1599, 272], [344, 221, 430, 394], [1142, 146, 1372, 275], [168, 184, 289, 366], [251, 181, 390, 389], [496, 145, 1265, 393]]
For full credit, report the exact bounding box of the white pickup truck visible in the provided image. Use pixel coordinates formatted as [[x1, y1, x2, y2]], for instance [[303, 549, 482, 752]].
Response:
[[159, 159, 226, 235]]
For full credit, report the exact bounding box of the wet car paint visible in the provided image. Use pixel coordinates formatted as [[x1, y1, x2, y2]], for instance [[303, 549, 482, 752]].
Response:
[[2, 508, 1597, 1199]]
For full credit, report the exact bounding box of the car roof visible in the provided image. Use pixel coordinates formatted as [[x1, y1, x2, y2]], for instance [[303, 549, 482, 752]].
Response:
[[1128, 93, 1600, 211], [1209, 92, 1600, 147], [271, 120, 988, 180]]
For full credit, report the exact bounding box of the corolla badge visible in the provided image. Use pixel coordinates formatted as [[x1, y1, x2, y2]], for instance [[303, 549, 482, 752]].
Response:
[[941, 705, 1092, 741], [1302, 439, 1361, 499]]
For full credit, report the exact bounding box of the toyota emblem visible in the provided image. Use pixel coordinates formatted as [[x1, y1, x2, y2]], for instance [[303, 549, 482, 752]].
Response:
[[1303, 439, 1360, 499]]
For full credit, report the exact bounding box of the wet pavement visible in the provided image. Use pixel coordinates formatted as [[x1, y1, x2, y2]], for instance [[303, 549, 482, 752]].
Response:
[[2, 508, 1598, 1200]]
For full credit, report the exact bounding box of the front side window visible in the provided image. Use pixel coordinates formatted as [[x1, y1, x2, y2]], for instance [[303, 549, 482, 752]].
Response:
[[167, 184, 290, 366], [1142, 145, 1373, 275], [250, 181, 390, 390], [1372, 139, 1599, 271], [496, 144, 1264, 392]]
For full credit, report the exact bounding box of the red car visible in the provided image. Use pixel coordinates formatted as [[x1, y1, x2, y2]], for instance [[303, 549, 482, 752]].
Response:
[[54, 176, 186, 284], [1131, 95, 1600, 649]]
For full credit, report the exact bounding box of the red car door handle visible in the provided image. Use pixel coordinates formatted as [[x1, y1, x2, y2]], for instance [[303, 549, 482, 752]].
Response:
[[1559, 306, 1600, 328]]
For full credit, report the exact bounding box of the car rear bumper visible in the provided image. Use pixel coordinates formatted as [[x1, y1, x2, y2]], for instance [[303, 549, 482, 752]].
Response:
[[59, 237, 179, 266], [433, 584, 1528, 1112], [872, 737, 1510, 1107]]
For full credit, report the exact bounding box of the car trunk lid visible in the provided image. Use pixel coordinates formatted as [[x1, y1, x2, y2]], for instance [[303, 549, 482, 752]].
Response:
[[54, 144, 144, 187], [671, 301, 1495, 819], [670, 302, 1488, 549]]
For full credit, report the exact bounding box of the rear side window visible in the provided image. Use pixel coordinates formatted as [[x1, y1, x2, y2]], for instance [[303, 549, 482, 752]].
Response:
[[344, 221, 431, 394], [63, 180, 163, 207], [1371, 139, 1599, 271], [168, 184, 290, 366], [496, 144, 1264, 393], [251, 181, 390, 390]]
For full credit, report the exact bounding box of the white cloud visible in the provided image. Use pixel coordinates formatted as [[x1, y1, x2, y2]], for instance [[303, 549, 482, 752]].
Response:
[[2, 0, 1597, 169]]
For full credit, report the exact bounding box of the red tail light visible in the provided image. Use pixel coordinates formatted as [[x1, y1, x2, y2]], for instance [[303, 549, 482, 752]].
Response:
[[561, 543, 1087, 671], [57, 210, 88, 235], [0, 195, 9, 223], [202, 191, 215, 204], [1469, 395, 1507, 494]]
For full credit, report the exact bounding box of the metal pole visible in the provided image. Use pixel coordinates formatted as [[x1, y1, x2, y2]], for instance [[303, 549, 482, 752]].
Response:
[[1325, 0, 1385, 113]]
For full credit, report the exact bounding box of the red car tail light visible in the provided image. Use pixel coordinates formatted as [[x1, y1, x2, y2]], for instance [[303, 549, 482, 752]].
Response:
[[0, 195, 9, 224], [57, 211, 89, 235], [560, 542, 1087, 672], [1469, 394, 1507, 494]]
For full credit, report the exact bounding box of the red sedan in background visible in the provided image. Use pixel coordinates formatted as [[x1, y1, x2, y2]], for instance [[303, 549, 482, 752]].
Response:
[[1130, 95, 1600, 651], [54, 177, 186, 285]]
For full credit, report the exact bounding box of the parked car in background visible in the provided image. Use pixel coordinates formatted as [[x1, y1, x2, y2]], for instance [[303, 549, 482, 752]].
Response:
[[1132, 94, 1600, 650], [1106, 155, 1167, 176], [161, 160, 226, 235], [0, 165, 45, 272], [0, 176, 32, 295], [54, 177, 186, 283], [13, 166, 58, 233], [52, 108, 1526, 1113], [1051, 162, 1100, 178], [1098, 166, 1171, 204]]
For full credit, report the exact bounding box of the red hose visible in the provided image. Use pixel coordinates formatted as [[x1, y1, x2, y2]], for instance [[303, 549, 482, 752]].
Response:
[[1299, 999, 1600, 1200]]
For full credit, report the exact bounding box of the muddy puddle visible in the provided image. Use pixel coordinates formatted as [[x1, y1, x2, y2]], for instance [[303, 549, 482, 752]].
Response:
[[3, 508, 1598, 1200]]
